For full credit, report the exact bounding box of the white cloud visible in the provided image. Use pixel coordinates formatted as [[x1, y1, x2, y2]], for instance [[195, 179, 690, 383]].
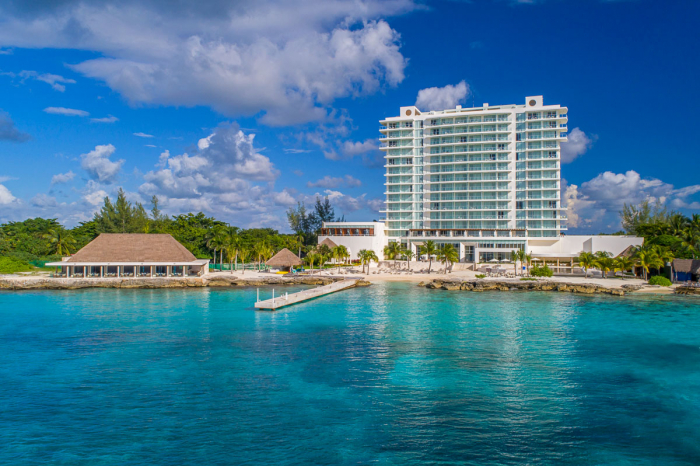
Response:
[[145, 144, 157, 148], [140, 122, 278, 202], [51, 170, 75, 184], [0, 184, 16, 205], [561, 127, 595, 164], [18, 70, 76, 92], [341, 139, 379, 157], [80, 144, 125, 183], [43, 107, 89, 117], [564, 170, 700, 232], [0, 0, 414, 126], [31, 193, 58, 208], [133, 132, 154, 138], [283, 148, 312, 154], [0, 110, 30, 142], [307, 175, 362, 188], [90, 115, 118, 123], [415, 80, 469, 111]]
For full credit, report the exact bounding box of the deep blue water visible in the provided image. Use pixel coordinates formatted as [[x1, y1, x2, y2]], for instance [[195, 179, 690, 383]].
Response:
[[1, 283, 700, 465]]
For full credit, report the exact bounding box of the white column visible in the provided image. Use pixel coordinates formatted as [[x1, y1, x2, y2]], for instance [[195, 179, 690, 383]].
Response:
[[117, 266, 120, 278], [100, 266, 103, 278], [182, 266, 186, 277]]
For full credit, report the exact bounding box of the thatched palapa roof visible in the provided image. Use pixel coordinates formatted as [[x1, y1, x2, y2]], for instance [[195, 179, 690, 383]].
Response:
[[673, 259, 700, 274], [266, 248, 302, 267], [616, 245, 637, 258], [68, 233, 196, 263], [319, 237, 337, 249]]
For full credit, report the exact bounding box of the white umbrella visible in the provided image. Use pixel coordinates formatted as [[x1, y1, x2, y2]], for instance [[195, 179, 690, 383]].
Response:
[[489, 258, 499, 262], [500, 258, 511, 262], [531, 258, 542, 261]]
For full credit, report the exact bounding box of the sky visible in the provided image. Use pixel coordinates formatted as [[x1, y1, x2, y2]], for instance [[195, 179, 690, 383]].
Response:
[[0, 0, 698, 233]]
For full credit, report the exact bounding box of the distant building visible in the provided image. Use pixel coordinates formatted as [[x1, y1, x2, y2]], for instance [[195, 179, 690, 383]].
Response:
[[46, 233, 210, 278], [673, 259, 700, 282], [319, 96, 644, 269]]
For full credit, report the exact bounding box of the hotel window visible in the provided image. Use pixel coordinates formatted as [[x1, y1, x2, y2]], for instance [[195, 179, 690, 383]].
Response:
[[516, 201, 524, 210]]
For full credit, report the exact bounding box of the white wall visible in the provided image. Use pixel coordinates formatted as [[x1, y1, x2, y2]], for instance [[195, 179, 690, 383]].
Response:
[[527, 235, 643, 258], [318, 222, 387, 261]]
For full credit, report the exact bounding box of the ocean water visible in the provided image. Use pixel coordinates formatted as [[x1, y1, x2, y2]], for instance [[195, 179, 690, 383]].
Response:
[[1, 283, 699, 465]]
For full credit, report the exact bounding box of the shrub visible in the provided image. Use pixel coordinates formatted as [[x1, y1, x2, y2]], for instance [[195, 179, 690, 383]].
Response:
[[530, 265, 553, 277], [520, 277, 536, 281], [0, 256, 35, 274], [648, 276, 672, 287], [475, 273, 486, 279]]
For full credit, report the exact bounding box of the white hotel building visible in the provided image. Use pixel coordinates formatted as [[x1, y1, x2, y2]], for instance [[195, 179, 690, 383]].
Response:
[[318, 96, 642, 266]]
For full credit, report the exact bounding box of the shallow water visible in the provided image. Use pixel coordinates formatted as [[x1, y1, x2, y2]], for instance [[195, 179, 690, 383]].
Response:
[[1, 283, 699, 465]]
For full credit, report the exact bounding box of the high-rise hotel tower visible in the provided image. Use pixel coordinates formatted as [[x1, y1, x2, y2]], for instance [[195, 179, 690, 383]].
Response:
[[380, 96, 568, 262]]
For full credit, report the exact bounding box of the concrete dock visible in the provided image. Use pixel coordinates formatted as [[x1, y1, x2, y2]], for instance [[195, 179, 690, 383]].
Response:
[[255, 279, 361, 310]]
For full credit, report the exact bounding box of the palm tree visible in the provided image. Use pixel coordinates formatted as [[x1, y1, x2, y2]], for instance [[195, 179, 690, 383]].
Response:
[[43, 227, 76, 256], [317, 244, 332, 260], [440, 244, 459, 274], [238, 247, 249, 275], [402, 248, 415, 271], [634, 248, 663, 281], [383, 242, 402, 269], [254, 240, 269, 271], [332, 245, 349, 266], [577, 251, 596, 278], [654, 245, 675, 281], [304, 252, 319, 274], [420, 240, 438, 274], [524, 253, 532, 276], [294, 233, 304, 259], [358, 249, 379, 275], [205, 226, 224, 269], [614, 256, 634, 279], [595, 256, 615, 279], [510, 249, 523, 276]]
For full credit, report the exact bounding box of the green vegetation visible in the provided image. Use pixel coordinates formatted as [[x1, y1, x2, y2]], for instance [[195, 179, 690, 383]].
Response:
[[648, 276, 672, 287], [419, 240, 438, 274], [0, 256, 34, 274], [475, 274, 486, 279], [621, 200, 700, 259], [530, 265, 553, 278], [358, 249, 379, 275], [1, 189, 343, 273], [437, 244, 459, 274], [520, 277, 537, 281]]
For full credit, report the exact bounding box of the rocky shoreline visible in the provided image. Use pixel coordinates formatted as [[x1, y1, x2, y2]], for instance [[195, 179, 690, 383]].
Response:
[[419, 279, 694, 297], [0, 275, 371, 291]]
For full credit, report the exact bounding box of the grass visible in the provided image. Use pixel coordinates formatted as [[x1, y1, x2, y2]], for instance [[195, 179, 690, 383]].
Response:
[[520, 277, 537, 281]]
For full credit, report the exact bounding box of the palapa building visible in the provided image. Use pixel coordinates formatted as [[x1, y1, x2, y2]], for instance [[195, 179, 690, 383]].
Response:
[[46, 233, 210, 278], [265, 248, 302, 272]]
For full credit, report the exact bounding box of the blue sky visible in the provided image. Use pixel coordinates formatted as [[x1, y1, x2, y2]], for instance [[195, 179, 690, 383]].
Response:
[[0, 0, 698, 232]]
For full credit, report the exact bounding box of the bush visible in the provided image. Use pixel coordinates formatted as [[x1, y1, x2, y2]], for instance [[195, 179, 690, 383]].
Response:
[[0, 256, 35, 274], [530, 265, 553, 277], [520, 277, 537, 281], [648, 276, 672, 287], [475, 274, 486, 279]]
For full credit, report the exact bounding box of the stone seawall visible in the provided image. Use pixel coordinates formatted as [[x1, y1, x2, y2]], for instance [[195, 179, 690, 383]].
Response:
[[419, 279, 636, 296], [0, 276, 370, 291]]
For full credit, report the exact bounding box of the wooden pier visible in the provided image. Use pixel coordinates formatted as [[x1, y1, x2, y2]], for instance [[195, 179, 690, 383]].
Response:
[[254, 279, 361, 310]]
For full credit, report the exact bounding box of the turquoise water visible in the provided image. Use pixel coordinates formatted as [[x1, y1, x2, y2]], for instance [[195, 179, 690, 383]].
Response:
[[1, 283, 700, 465]]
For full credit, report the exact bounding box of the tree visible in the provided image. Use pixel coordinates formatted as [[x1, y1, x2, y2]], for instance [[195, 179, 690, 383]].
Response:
[[524, 253, 532, 276], [577, 251, 596, 278], [225, 229, 242, 274], [205, 226, 226, 269], [438, 244, 459, 274], [304, 252, 320, 274], [254, 240, 270, 271], [420, 240, 438, 274], [511, 249, 526, 276], [634, 247, 664, 280], [314, 196, 335, 224], [238, 247, 249, 275], [383, 242, 402, 269], [332, 245, 349, 266], [402, 248, 415, 271], [614, 256, 634, 279], [94, 188, 149, 234], [358, 249, 378, 275], [43, 227, 76, 256], [595, 256, 615, 278]]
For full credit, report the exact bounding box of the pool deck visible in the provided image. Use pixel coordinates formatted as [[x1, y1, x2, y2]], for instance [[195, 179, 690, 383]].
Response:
[[255, 279, 362, 310]]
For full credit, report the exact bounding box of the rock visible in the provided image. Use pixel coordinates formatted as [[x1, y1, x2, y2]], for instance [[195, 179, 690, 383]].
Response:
[[420, 279, 628, 297]]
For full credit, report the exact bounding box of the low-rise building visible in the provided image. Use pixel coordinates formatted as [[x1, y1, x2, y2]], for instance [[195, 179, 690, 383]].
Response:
[[317, 221, 386, 261], [46, 233, 210, 278]]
